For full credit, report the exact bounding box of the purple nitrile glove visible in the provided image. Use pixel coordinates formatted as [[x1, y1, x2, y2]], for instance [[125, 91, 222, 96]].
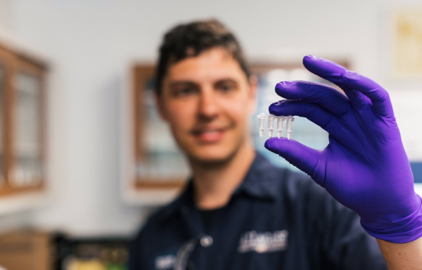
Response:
[[264, 55, 422, 243]]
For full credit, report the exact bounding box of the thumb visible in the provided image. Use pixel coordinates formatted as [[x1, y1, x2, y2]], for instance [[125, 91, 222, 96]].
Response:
[[265, 138, 326, 187]]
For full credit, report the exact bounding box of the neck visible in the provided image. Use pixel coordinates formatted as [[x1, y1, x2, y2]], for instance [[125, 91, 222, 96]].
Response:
[[190, 143, 255, 210]]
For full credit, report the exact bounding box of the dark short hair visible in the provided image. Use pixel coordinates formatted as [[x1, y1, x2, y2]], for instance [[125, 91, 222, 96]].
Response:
[[155, 19, 251, 95]]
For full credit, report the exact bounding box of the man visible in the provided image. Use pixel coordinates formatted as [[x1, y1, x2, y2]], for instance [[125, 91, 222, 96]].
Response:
[[129, 19, 422, 270]]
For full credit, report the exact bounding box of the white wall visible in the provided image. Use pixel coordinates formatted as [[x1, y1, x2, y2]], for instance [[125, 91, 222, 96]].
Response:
[[0, 0, 35, 233], [0, 0, 421, 236], [0, 0, 12, 32]]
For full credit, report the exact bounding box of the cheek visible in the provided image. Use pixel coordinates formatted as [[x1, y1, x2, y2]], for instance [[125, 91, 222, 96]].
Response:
[[166, 102, 196, 132], [220, 95, 251, 124]]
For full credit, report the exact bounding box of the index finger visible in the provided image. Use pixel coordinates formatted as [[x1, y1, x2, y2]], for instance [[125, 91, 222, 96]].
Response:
[[302, 55, 394, 117]]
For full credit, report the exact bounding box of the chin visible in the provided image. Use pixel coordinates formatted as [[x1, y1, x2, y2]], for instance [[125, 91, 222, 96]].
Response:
[[187, 147, 236, 165]]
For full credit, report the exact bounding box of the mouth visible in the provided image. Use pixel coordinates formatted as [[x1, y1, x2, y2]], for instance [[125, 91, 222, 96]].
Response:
[[191, 127, 228, 143]]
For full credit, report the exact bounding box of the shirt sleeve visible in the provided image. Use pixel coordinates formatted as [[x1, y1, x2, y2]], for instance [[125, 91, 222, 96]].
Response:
[[302, 178, 388, 270]]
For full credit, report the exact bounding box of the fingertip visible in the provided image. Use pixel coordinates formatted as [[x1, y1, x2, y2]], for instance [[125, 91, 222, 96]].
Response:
[[303, 54, 319, 65], [265, 137, 292, 153], [264, 137, 275, 147], [264, 138, 278, 154], [275, 81, 292, 94], [275, 82, 283, 95], [269, 100, 285, 114], [302, 55, 322, 69], [276, 81, 290, 88], [302, 55, 346, 77], [302, 55, 322, 75]]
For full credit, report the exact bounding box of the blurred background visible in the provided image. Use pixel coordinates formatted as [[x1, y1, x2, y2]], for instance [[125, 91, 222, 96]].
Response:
[[0, 0, 421, 269]]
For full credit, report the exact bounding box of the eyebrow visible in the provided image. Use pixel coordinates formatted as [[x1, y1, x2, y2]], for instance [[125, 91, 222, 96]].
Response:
[[214, 78, 238, 85], [168, 77, 239, 88], [168, 81, 198, 88]]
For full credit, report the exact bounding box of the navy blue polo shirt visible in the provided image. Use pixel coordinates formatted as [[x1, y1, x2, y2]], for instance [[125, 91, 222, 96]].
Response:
[[129, 153, 387, 270]]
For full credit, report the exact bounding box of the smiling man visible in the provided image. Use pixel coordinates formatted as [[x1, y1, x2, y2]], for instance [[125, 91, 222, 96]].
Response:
[[156, 45, 256, 212], [129, 19, 422, 270]]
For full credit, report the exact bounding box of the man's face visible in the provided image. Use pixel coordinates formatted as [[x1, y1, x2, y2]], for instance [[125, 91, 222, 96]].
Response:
[[157, 47, 257, 164]]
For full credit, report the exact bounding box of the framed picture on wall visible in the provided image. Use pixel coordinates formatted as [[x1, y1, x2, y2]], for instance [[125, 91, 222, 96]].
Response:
[[391, 8, 422, 78], [132, 66, 189, 191]]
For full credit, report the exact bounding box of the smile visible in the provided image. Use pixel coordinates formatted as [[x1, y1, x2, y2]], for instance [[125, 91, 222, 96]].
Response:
[[191, 128, 228, 143]]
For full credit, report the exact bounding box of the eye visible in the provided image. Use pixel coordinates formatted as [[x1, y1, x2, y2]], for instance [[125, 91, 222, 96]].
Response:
[[219, 85, 232, 92], [173, 86, 196, 97], [217, 82, 236, 93], [179, 87, 193, 95]]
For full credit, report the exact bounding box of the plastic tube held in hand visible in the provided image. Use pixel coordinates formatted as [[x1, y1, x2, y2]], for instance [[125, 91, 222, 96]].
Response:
[[257, 113, 294, 139], [268, 114, 275, 138], [286, 116, 294, 140], [257, 113, 266, 138], [277, 116, 285, 138]]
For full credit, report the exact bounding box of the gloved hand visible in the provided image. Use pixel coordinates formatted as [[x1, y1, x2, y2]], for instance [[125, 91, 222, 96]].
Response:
[[265, 55, 422, 243]]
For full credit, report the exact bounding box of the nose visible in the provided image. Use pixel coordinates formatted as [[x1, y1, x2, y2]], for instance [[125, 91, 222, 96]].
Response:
[[198, 88, 219, 120]]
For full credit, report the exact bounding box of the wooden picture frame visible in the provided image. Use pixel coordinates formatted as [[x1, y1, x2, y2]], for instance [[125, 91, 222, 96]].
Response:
[[132, 66, 186, 191], [0, 41, 47, 197]]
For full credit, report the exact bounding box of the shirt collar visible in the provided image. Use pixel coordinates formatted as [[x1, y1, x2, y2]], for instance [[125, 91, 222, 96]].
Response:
[[232, 151, 279, 200], [157, 151, 279, 222]]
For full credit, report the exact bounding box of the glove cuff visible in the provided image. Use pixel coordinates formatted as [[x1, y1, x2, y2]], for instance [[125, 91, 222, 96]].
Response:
[[360, 194, 422, 243]]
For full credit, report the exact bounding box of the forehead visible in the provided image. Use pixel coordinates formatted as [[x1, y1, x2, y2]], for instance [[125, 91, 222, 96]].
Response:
[[165, 47, 247, 83]]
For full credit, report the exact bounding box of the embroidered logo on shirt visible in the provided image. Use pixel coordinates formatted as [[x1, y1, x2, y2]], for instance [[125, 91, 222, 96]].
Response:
[[155, 254, 175, 270], [238, 230, 288, 253]]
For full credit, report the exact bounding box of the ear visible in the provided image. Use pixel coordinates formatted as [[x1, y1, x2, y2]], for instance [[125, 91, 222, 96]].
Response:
[[247, 74, 258, 114], [154, 93, 169, 122]]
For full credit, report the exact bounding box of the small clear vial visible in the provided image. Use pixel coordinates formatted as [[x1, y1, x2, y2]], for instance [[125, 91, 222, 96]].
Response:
[[286, 116, 295, 140], [257, 113, 266, 138], [268, 114, 275, 138], [276, 116, 285, 138]]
